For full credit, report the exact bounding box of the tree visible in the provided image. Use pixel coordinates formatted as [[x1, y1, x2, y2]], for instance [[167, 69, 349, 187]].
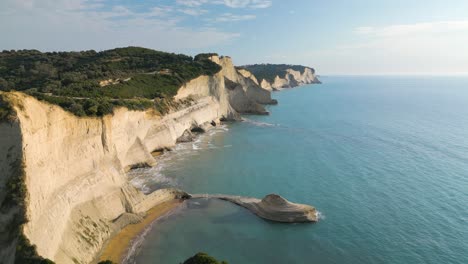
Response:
[[69, 103, 85, 116], [182, 252, 228, 264], [0, 77, 8, 91]]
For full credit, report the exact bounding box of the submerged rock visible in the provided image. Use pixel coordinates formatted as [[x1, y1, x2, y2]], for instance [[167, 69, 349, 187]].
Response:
[[215, 194, 318, 223]]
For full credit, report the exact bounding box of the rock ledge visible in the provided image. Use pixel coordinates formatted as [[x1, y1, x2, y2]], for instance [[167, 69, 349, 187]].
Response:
[[193, 194, 318, 223]]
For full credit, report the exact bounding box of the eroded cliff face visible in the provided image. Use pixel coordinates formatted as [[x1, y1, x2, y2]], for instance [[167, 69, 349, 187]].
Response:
[[0, 55, 275, 264], [262, 67, 321, 90], [8, 93, 213, 264], [176, 56, 277, 115]]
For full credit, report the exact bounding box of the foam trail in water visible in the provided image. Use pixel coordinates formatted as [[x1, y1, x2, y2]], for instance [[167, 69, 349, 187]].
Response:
[[242, 117, 278, 127], [128, 124, 230, 193]]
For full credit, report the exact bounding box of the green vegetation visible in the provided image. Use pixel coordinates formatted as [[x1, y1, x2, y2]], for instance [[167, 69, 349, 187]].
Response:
[[15, 233, 55, 264], [182, 252, 228, 264], [0, 93, 16, 122], [240, 64, 314, 83], [0, 47, 221, 116], [194, 53, 219, 61], [0, 158, 54, 264]]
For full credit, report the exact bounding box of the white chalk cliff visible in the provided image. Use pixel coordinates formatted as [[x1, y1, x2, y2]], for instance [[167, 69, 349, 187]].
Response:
[[0, 56, 277, 264], [260, 67, 321, 91]]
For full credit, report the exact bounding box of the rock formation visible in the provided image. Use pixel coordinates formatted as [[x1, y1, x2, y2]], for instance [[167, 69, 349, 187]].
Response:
[[237, 194, 318, 223], [244, 65, 321, 91], [192, 194, 318, 223], [269, 68, 321, 90]]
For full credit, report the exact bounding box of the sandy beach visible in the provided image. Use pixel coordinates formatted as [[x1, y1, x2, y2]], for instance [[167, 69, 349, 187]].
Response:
[[98, 199, 183, 263]]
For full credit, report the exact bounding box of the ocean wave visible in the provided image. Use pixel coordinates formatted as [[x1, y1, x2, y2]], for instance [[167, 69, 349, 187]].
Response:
[[128, 124, 230, 193], [128, 167, 177, 194], [316, 210, 325, 220]]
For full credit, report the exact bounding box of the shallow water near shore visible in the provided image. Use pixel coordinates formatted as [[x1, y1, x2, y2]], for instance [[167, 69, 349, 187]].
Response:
[[129, 76, 468, 264]]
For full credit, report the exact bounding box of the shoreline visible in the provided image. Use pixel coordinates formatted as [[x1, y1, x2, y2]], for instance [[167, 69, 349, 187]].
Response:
[[100, 125, 228, 264], [98, 199, 184, 263]]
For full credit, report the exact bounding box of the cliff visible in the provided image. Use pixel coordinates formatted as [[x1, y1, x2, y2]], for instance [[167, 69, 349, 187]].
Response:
[[0, 56, 275, 264], [241, 64, 321, 91]]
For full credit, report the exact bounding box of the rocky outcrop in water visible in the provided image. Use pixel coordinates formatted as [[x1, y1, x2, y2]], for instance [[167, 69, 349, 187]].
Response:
[[223, 194, 318, 223], [192, 194, 318, 223]]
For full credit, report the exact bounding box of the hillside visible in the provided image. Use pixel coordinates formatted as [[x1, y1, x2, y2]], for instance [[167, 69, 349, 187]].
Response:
[[0, 47, 221, 117]]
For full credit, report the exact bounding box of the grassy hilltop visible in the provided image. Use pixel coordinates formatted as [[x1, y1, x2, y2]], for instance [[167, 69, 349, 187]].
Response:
[[0, 47, 220, 117]]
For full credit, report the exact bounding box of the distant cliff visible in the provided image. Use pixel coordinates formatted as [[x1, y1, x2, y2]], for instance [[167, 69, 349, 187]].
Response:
[[240, 64, 321, 91]]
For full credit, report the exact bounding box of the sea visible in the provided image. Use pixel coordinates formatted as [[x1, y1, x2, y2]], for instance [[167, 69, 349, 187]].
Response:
[[126, 76, 468, 264]]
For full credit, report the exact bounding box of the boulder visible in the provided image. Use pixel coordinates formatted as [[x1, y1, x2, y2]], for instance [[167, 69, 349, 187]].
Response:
[[177, 129, 195, 143]]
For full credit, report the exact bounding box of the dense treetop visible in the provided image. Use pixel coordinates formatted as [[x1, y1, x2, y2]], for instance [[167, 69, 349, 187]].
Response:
[[239, 64, 314, 83], [0, 47, 221, 117], [182, 252, 228, 264]]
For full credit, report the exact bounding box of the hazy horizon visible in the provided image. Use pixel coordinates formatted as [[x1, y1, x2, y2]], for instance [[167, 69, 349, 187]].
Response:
[[1, 0, 468, 75]]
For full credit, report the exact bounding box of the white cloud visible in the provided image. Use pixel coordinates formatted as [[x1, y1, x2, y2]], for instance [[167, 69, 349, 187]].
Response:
[[355, 21, 468, 37], [223, 0, 272, 9], [0, 0, 240, 52], [310, 20, 468, 75], [176, 0, 272, 9], [179, 8, 209, 16], [145, 6, 174, 17], [176, 0, 209, 7], [249, 0, 272, 9], [215, 13, 256, 22]]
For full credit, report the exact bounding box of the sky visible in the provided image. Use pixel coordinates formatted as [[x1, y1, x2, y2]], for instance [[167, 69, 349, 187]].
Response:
[[1, 0, 468, 75]]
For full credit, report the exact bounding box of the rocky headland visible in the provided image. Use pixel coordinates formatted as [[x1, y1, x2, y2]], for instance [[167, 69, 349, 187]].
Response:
[[240, 64, 321, 91], [0, 50, 320, 264]]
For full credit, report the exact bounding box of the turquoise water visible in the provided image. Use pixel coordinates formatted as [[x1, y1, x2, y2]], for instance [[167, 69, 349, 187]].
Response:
[[129, 76, 468, 264]]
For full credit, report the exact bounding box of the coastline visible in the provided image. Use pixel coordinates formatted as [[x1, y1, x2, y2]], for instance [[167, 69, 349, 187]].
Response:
[[99, 124, 229, 264], [98, 199, 184, 263]]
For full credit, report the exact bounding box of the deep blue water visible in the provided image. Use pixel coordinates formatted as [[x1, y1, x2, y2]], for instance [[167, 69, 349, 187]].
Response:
[[129, 76, 468, 264]]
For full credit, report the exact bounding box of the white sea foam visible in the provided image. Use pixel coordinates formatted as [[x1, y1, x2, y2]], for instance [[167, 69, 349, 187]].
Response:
[[242, 117, 278, 127], [316, 210, 325, 220], [128, 124, 229, 193]]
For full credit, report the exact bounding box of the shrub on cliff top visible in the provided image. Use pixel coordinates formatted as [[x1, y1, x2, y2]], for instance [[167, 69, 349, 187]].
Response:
[[0, 157, 54, 264], [15, 233, 55, 264], [0, 93, 16, 122]]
